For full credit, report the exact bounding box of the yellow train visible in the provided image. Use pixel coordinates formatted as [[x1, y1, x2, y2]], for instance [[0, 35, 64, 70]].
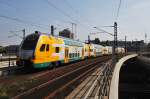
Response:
[[16, 31, 125, 69]]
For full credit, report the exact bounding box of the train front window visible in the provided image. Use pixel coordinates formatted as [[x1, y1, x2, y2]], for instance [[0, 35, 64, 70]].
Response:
[[40, 44, 46, 52], [46, 44, 49, 51], [21, 34, 39, 50]]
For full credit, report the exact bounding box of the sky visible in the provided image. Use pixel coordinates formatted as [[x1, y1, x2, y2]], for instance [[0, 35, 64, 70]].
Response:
[[0, 0, 150, 46]]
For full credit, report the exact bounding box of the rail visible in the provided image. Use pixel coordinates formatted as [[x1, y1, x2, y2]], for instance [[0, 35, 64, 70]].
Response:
[[83, 61, 113, 99], [13, 57, 110, 99]]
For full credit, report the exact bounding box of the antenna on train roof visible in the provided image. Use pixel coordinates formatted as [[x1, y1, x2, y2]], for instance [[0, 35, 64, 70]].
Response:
[[35, 31, 42, 35], [88, 35, 90, 44], [35, 31, 39, 34]]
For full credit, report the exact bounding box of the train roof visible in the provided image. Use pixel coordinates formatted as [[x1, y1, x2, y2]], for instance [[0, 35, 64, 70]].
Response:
[[31, 32, 84, 47], [27, 32, 104, 47]]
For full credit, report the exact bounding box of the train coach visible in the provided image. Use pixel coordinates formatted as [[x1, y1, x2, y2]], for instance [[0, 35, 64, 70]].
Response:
[[89, 44, 103, 57], [102, 46, 112, 55], [16, 31, 125, 69], [116, 47, 125, 54], [17, 31, 86, 68]]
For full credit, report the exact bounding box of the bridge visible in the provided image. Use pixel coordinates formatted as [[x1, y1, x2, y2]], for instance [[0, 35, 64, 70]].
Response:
[[110, 54, 150, 99]]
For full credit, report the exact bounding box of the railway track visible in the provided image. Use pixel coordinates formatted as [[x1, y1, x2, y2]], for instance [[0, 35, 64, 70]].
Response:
[[0, 56, 108, 77], [66, 61, 112, 99], [0, 56, 108, 78], [0, 56, 110, 98], [0, 65, 24, 76], [0, 54, 124, 77], [12, 56, 110, 99]]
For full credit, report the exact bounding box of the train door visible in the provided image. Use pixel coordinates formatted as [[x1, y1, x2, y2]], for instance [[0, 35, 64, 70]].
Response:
[[39, 44, 46, 62], [64, 47, 69, 63], [88, 45, 91, 57], [45, 44, 51, 60], [82, 48, 84, 59]]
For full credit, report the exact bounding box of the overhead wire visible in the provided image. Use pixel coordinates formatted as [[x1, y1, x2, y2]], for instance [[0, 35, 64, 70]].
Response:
[[8, 33, 23, 39], [62, 0, 114, 36], [62, 0, 119, 37], [44, 0, 92, 32], [116, 0, 122, 21], [62, 0, 94, 30], [0, 15, 50, 30], [0, 1, 18, 10], [63, 0, 78, 15], [0, 0, 93, 33], [0, 1, 53, 30], [45, 0, 77, 23]]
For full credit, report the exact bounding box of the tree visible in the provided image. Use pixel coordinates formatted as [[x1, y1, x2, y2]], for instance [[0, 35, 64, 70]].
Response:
[[0, 47, 6, 53], [94, 38, 100, 44], [59, 29, 74, 39]]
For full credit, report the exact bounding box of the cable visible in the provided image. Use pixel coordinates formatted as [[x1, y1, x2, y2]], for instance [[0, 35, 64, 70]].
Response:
[[45, 0, 76, 22], [116, 0, 122, 21], [44, 0, 92, 32], [0, 15, 49, 29], [9, 29, 25, 39], [62, 0, 93, 30], [0, 1, 53, 30], [8, 33, 23, 39], [57, 0, 116, 38], [10, 30, 23, 33], [63, 0, 78, 15], [0, 1, 18, 10], [94, 27, 114, 36]]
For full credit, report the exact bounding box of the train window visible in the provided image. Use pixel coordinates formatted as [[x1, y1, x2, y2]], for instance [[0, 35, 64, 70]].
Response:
[[55, 47, 59, 53], [78, 53, 79, 57], [74, 53, 76, 57], [76, 53, 77, 57], [21, 34, 39, 50], [40, 44, 46, 52], [69, 53, 71, 58], [72, 53, 74, 57], [46, 44, 49, 51]]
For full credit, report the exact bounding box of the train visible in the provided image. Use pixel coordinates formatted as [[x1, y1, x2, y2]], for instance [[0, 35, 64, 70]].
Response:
[[16, 31, 125, 69]]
